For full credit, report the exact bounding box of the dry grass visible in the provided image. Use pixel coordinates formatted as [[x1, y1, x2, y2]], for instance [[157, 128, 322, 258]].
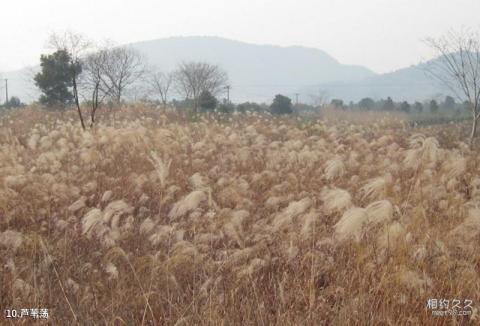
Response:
[[0, 105, 479, 325]]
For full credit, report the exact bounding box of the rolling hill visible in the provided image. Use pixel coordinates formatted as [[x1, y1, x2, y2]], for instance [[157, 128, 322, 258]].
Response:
[[306, 61, 449, 103], [1, 36, 449, 104]]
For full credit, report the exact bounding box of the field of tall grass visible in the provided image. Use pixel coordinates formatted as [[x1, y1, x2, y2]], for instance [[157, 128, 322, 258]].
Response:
[[1, 105, 479, 324]]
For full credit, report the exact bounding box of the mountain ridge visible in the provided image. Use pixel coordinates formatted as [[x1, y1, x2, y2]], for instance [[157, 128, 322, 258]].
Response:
[[0, 36, 448, 104]]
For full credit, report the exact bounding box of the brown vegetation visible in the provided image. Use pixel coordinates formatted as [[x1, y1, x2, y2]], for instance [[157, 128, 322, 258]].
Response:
[[0, 106, 479, 324]]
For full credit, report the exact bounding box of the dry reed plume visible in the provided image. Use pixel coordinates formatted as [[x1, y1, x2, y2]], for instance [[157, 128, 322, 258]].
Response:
[[0, 105, 479, 325]]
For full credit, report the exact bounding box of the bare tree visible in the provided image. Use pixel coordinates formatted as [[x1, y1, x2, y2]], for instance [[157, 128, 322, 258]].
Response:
[[147, 70, 173, 108], [425, 29, 480, 146], [174, 62, 228, 112], [100, 46, 146, 104], [48, 31, 92, 130], [174, 68, 193, 101], [309, 89, 329, 109], [81, 48, 110, 127]]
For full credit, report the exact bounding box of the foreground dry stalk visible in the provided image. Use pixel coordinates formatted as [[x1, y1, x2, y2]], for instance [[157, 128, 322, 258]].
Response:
[[0, 106, 479, 325]]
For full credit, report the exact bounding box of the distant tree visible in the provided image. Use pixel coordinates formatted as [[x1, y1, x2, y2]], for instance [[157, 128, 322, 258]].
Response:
[[82, 48, 109, 127], [236, 102, 265, 113], [429, 99, 439, 113], [47, 31, 91, 129], [216, 99, 235, 113], [100, 46, 146, 103], [425, 28, 480, 145], [330, 99, 344, 109], [198, 90, 218, 111], [7, 96, 22, 108], [78, 43, 146, 124], [34, 50, 79, 108], [171, 98, 194, 109], [174, 62, 228, 113], [413, 101, 424, 113], [443, 95, 456, 110], [0, 96, 23, 109], [236, 103, 247, 113], [252, 102, 267, 112], [270, 94, 293, 115], [400, 101, 411, 113], [358, 97, 375, 110], [295, 103, 317, 113], [148, 70, 173, 108], [382, 97, 395, 111], [309, 90, 329, 108]]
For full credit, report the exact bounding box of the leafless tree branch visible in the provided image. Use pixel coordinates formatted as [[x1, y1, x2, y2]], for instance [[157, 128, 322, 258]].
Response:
[[173, 62, 228, 112], [424, 28, 480, 145], [147, 70, 173, 107], [48, 30, 92, 130]]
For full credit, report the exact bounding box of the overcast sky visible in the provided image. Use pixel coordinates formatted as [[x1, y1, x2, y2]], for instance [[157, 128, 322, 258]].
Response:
[[1, 0, 479, 73]]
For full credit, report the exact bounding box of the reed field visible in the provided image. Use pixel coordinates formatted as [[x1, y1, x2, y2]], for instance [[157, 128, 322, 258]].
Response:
[[1, 105, 479, 325]]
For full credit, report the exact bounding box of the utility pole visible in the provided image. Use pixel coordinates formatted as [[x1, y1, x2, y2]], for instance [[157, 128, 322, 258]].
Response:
[[294, 93, 299, 106], [4, 79, 8, 107], [225, 85, 231, 103]]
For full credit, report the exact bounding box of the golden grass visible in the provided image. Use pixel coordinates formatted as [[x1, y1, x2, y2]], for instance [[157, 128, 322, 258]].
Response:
[[0, 105, 479, 324]]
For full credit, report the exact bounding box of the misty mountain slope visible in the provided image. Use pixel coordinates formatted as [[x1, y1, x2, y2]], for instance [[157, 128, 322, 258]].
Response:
[[132, 36, 376, 102], [2, 36, 452, 104], [3, 36, 375, 103], [304, 60, 452, 103]]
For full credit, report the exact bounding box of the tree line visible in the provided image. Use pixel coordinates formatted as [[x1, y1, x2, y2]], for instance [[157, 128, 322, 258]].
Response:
[[27, 28, 480, 145], [31, 32, 303, 121], [33, 31, 231, 129], [327, 95, 468, 114]]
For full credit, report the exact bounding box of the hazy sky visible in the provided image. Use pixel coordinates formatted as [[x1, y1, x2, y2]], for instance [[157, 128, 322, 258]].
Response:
[[1, 0, 479, 73]]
